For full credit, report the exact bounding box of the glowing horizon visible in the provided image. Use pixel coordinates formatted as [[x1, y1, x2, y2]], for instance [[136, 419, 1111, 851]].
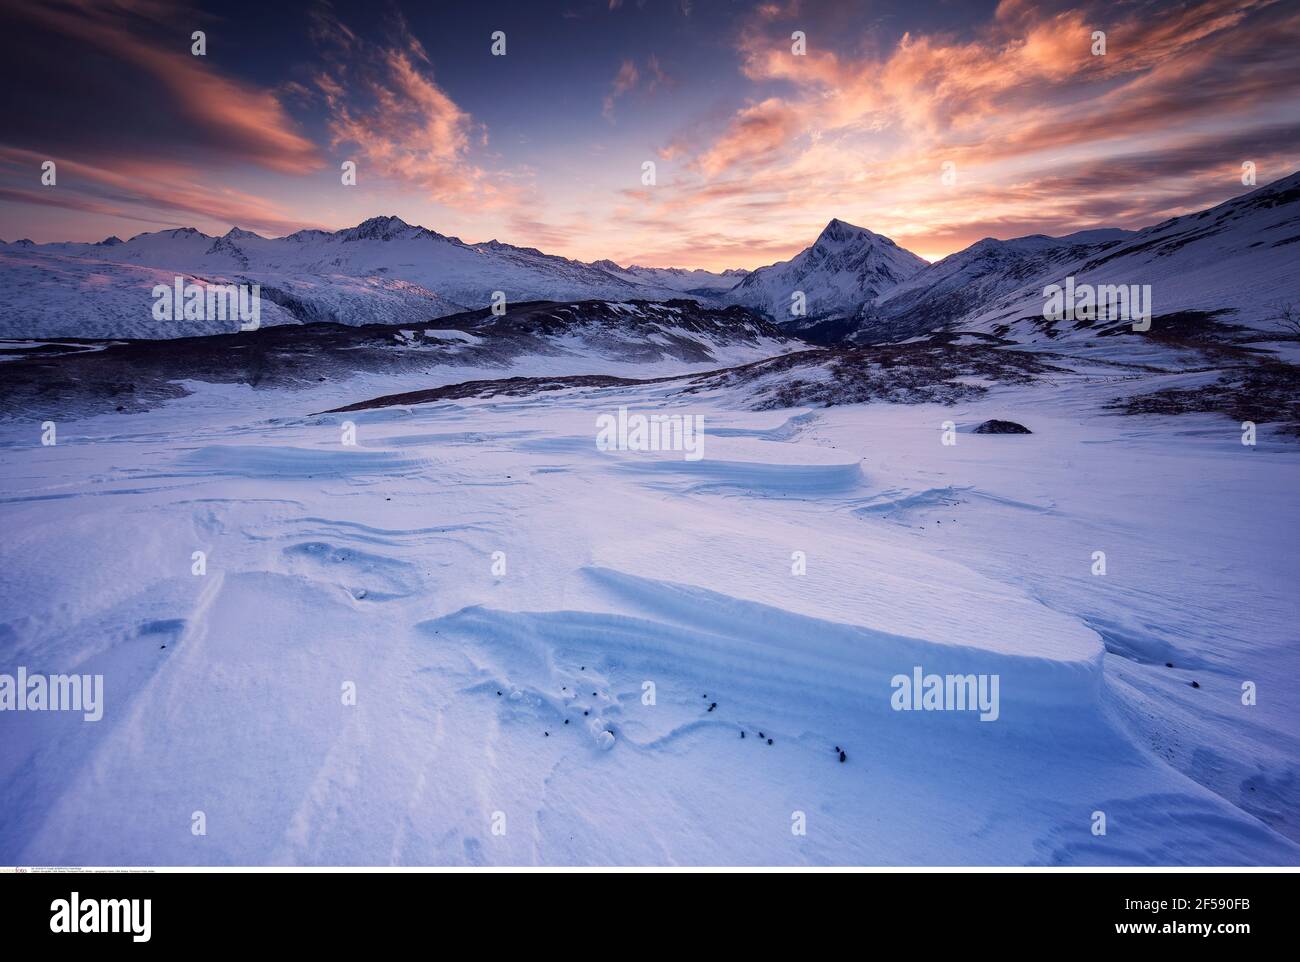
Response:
[[1, 0, 1297, 272]]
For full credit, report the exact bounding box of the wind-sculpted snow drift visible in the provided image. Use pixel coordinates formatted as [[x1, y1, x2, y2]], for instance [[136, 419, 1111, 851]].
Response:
[[1, 337, 1298, 864], [1, 176, 1299, 867]]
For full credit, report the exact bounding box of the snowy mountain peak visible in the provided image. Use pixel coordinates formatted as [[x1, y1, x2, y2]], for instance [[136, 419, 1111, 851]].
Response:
[[725, 219, 928, 325], [815, 218, 876, 247], [126, 227, 210, 243], [96, 235, 124, 247], [338, 215, 416, 242], [474, 238, 550, 258], [283, 228, 333, 243], [224, 227, 264, 241], [205, 234, 250, 262]]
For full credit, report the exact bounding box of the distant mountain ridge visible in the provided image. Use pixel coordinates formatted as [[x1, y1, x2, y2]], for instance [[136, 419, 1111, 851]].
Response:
[[0, 215, 748, 338], [2, 172, 1297, 341]]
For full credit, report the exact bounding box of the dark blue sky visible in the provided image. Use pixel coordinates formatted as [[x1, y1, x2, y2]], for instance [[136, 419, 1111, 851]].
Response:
[[1, 0, 1295, 269]]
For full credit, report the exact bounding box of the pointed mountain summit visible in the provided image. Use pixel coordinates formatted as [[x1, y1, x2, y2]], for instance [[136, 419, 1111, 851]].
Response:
[[124, 226, 212, 244], [724, 219, 927, 327], [337, 215, 417, 242], [223, 227, 264, 241], [815, 218, 874, 246]]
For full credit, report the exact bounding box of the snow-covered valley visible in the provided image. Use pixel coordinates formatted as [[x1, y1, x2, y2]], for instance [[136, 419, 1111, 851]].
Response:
[[1, 325, 1297, 865]]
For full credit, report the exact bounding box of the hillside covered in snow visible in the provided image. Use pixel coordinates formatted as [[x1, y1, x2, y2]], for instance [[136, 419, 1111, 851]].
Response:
[[867, 172, 1300, 346], [0, 216, 744, 339]]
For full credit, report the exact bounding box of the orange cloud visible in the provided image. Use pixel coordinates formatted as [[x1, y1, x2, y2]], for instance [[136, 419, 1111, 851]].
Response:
[[602, 55, 670, 121], [313, 11, 521, 210], [697, 98, 805, 176], [603, 60, 640, 120], [9, 0, 320, 174], [639, 0, 1300, 267]]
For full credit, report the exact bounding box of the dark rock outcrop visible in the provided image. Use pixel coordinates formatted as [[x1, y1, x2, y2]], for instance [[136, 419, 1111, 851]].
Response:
[[973, 419, 1032, 434]]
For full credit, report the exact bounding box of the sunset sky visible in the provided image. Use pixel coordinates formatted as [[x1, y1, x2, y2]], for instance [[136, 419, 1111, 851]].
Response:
[[1, 0, 1297, 269]]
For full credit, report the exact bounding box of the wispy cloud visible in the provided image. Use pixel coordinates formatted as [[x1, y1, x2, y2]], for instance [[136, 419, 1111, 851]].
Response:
[[602, 54, 669, 121], [311, 9, 521, 210], [8, 0, 320, 173], [602, 60, 640, 121]]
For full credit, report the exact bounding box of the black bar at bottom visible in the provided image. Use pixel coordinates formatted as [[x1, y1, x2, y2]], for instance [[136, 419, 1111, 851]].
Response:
[[1, 870, 1287, 947]]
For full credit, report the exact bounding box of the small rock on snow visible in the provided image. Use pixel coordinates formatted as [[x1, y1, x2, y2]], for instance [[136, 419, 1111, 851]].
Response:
[[972, 419, 1032, 434]]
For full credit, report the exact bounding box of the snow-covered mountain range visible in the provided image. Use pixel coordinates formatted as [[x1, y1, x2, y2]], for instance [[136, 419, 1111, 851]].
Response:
[[2, 172, 1297, 343], [867, 229, 1136, 341], [722, 172, 1300, 345], [868, 172, 1300, 345], [587, 260, 749, 294], [0, 216, 745, 338]]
